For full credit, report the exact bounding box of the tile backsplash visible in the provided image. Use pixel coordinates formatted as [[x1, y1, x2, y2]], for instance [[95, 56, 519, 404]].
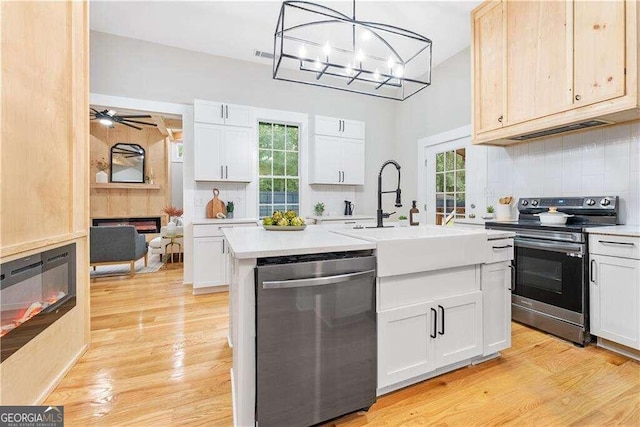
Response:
[[194, 182, 360, 219], [486, 122, 640, 224]]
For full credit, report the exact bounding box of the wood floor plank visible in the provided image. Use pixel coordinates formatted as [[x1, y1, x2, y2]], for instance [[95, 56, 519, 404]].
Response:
[[45, 268, 640, 426]]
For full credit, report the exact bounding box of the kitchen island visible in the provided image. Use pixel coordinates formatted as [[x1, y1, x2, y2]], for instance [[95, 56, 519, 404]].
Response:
[[223, 225, 514, 427]]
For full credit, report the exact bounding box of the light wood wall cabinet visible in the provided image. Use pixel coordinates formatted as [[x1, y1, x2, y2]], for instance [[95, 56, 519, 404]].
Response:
[[1, 1, 90, 405], [472, 0, 639, 146]]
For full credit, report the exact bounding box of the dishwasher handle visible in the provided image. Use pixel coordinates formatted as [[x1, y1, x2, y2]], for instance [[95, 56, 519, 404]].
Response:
[[262, 269, 375, 289]]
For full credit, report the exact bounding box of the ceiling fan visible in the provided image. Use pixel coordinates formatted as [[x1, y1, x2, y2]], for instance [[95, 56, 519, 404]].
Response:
[[90, 109, 157, 130]]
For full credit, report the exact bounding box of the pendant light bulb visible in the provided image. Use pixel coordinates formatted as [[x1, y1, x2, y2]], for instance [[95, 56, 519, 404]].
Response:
[[373, 69, 380, 81], [387, 56, 395, 69], [355, 49, 365, 63], [323, 42, 331, 56], [393, 64, 404, 78], [346, 62, 353, 76], [298, 45, 307, 58], [361, 30, 372, 42], [314, 56, 322, 70]]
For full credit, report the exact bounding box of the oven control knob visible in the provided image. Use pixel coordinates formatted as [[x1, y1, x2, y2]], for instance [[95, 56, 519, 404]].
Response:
[[586, 198, 596, 206], [600, 198, 611, 206], [531, 200, 539, 206], [521, 200, 529, 206]]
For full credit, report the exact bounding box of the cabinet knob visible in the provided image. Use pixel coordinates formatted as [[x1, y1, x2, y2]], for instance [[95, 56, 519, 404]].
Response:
[[497, 115, 503, 123], [575, 94, 581, 101]]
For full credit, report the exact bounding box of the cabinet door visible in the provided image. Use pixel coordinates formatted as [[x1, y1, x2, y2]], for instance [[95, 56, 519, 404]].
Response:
[[194, 100, 225, 125], [223, 127, 253, 182], [193, 237, 226, 288], [378, 302, 435, 389], [573, 1, 626, 107], [481, 262, 512, 355], [194, 123, 224, 181], [590, 254, 640, 350], [340, 139, 365, 185], [473, 1, 505, 133], [341, 119, 365, 140], [433, 291, 483, 368], [506, 0, 572, 124], [310, 135, 341, 184], [224, 104, 251, 127], [315, 116, 342, 137]]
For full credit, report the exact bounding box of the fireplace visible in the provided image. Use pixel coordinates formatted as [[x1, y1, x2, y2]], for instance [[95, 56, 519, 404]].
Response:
[[1, 244, 76, 362], [92, 216, 162, 234]]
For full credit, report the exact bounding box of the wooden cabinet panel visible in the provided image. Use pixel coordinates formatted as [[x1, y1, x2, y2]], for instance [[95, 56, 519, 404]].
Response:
[[315, 116, 342, 137], [574, 1, 626, 107], [194, 100, 225, 125], [481, 262, 512, 355], [341, 119, 365, 140], [506, 0, 572, 124], [194, 123, 224, 181], [224, 105, 251, 128], [223, 127, 253, 182], [473, 1, 505, 134], [193, 237, 226, 289], [310, 135, 342, 184], [340, 140, 365, 185]]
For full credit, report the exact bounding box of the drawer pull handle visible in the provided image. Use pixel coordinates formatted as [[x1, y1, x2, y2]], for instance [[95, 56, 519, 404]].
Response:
[[598, 240, 635, 247], [590, 259, 596, 284], [430, 308, 437, 339], [344, 221, 356, 224], [492, 245, 513, 250]]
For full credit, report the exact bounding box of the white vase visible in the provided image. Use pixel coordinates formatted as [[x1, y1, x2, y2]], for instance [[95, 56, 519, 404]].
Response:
[[166, 221, 177, 237], [96, 170, 108, 183]]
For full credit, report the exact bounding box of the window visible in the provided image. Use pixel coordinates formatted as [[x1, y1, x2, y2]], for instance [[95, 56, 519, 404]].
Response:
[[435, 148, 465, 225], [258, 122, 299, 217]]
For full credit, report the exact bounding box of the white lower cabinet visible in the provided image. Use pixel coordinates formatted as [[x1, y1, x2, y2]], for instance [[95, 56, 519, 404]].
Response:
[[434, 291, 483, 367], [378, 302, 435, 388], [193, 237, 226, 289], [481, 262, 512, 355], [590, 253, 640, 350], [378, 291, 483, 390]]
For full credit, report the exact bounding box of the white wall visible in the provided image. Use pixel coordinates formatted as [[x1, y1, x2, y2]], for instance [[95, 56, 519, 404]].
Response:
[[90, 31, 397, 216], [395, 46, 640, 225]]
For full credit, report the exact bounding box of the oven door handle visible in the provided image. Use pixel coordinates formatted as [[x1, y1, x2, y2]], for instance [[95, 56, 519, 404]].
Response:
[[515, 237, 583, 255]]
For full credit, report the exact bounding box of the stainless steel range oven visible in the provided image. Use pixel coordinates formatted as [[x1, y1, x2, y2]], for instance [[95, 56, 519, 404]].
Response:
[[486, 196, 618, 345]]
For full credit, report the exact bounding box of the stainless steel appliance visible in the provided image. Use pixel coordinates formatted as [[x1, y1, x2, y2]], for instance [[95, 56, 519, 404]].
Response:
[[486, 196, 618, 345], [255, 251, 377, 427]]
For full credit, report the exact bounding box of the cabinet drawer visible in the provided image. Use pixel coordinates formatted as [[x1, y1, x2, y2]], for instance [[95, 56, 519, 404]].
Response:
[[589, 235, 640, 259], [486, 238, 514, 263], [193, 222, 257, 237]]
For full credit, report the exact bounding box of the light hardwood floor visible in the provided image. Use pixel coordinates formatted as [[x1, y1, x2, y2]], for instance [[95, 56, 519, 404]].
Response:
[[46, 268, 640, 426]]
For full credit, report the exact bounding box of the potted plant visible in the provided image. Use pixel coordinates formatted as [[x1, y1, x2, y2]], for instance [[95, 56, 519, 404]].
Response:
[[162, 205, 184, 225], [91, 158, 110, 183], [226, 201, 234, 219], [314, 202, 325, 216], [485, 205, 495, 219], [398, 215, 409, 227]]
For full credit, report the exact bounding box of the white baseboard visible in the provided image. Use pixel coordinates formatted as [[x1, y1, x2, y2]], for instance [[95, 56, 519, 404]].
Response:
[[597, 338, 640, 362], [192, 285, 228, 295]]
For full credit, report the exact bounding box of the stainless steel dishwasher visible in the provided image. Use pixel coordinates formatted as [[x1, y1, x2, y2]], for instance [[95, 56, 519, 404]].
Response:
[[255, 250, 377, 427]]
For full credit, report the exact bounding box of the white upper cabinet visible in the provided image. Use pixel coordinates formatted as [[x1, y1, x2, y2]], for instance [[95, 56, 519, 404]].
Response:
[[310, 115, 365, 185], [315, 115, 365, 140], [195, 99, 251, 128], [194, 123, 252, 182]]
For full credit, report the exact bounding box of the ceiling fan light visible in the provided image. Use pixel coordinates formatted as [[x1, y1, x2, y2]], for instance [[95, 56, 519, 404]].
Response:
[[99, 118, 114, 126], [106, 110, 116, 117]]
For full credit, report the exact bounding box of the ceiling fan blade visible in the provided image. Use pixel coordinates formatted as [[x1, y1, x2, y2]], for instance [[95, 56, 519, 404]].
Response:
[[90, 108, 99, 114], [122, 119, 157, 126], [118, 114, 152, 118], [120, 122, 143, 130]]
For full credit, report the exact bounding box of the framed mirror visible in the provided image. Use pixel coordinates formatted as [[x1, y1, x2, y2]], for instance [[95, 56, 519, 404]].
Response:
[[110, 143, 146, 183]]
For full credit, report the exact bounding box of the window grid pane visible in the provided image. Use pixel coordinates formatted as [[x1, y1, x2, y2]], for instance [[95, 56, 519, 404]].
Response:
[[434, 148, 466, 221], [259, 122, 300, 216]]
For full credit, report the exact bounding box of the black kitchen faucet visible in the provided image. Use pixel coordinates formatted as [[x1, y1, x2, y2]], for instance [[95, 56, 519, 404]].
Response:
[[375, 160, 402, 228]]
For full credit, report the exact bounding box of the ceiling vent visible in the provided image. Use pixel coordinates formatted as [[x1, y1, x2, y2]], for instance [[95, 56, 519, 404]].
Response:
[[254, 50, 274, 59], [509, 120, 612, 141]]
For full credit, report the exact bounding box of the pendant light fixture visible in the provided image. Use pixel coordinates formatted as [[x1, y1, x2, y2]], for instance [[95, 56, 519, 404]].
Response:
[[273, 1, 432, 101]]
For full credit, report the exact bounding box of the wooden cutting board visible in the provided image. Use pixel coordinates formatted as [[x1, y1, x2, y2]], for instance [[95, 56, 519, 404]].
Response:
[[206, 188, 227, 218]]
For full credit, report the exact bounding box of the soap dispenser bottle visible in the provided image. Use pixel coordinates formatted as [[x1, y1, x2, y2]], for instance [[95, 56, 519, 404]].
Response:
[[410, 200, 420, 226]]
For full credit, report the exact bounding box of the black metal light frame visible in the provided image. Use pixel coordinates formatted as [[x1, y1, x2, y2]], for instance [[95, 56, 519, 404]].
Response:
[[273, 1, 432, 101]]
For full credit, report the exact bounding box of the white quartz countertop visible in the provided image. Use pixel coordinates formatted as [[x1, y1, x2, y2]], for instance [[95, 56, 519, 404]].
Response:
[[222, 226, 376, 259], [585, 225, 640, 237], [193, 218, 258, 225], [307, 214, 375, 221]]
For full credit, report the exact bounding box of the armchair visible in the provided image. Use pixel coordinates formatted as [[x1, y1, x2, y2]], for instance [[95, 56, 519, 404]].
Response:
[[90, 225, 148, 276]]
